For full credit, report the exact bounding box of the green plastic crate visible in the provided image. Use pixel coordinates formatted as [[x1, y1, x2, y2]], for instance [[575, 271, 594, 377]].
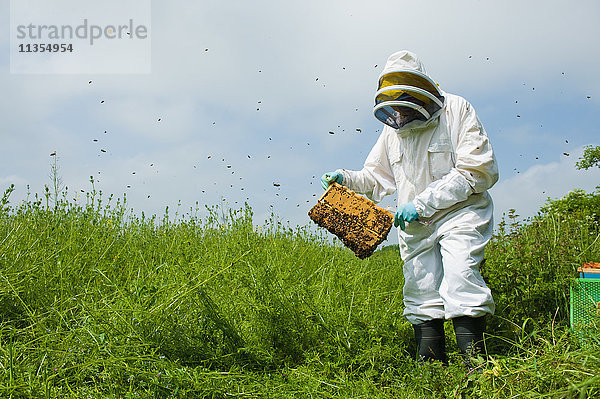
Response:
[[570, 278, 600, 345]]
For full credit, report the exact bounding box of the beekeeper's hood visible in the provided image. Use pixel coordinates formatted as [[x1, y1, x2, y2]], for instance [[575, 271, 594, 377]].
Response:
[[373, 50, 445, 130]]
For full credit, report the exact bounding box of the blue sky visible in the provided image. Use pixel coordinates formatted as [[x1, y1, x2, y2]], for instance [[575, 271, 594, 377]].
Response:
[[1, 0, 599, 244]]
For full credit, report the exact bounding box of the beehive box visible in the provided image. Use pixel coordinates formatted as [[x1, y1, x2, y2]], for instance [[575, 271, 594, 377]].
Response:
[[570, 278, 600, 346], [578, 262, 600, 279], [308, 183, 394, 259]]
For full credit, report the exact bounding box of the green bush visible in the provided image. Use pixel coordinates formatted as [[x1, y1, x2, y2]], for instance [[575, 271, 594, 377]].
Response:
[[483, 188, 600, 343], [575, 145, 600, 170]]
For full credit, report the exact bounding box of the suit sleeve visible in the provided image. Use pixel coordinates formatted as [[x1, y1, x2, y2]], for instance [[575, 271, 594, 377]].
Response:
[[337, 131, 396, 203], [413, 101, 499, 218]]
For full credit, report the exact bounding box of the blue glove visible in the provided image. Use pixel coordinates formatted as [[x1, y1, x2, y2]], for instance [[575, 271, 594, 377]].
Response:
[[394, 202, 419, 230], [320, 171, 343, 190]]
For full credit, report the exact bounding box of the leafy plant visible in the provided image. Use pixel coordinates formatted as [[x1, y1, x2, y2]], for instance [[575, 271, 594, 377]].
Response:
[[483, 189, 600, 344], [576, 145, 600, 170]]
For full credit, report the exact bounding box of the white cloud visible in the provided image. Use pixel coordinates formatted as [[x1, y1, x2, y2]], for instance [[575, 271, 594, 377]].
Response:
[[0, 175, 28, 189], [490, 146, 600, 224]]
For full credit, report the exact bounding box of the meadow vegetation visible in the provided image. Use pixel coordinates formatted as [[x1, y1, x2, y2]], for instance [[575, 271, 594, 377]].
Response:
[[0, 180, 599, 398]]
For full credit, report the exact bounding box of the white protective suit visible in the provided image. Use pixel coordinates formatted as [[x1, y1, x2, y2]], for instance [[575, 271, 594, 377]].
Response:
[[338, 51, 498, 324]]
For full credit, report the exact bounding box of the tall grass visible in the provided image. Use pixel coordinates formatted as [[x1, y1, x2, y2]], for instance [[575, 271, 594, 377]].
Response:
[[0, 184, 599, 398]]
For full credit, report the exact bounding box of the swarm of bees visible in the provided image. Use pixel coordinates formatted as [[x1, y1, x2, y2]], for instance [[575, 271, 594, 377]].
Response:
[[308, 183, 393, 259]]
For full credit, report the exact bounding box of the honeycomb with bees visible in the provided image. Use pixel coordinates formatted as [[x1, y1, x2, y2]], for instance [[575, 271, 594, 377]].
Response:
[[308, 183, 394, 259]]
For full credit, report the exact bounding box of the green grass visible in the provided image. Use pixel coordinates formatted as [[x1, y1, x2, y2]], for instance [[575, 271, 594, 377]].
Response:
[[0, 185, 599, 398]]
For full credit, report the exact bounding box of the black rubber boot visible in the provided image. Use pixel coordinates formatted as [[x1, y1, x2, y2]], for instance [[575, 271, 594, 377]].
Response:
[[413, 319, 447, 364], [452, 315, 486, 368]]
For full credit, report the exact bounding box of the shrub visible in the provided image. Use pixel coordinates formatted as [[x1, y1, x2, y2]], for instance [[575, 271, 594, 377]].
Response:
[[483, 189, 600, 346]]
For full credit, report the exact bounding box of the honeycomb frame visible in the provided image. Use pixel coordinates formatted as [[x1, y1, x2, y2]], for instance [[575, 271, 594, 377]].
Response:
[[308, 183, 394, 259]]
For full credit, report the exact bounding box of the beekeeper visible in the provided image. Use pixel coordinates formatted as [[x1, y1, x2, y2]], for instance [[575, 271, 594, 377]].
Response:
[[321, 50, 498, 365]]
